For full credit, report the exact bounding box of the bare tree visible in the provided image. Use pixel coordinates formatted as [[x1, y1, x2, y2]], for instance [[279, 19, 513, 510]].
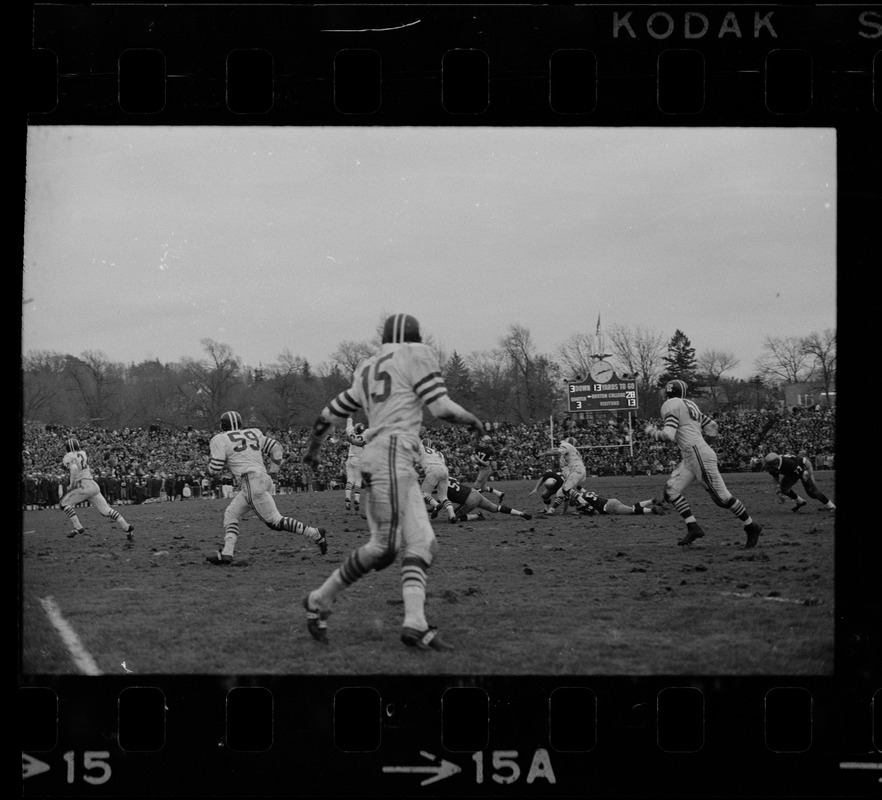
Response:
[[606, 323, 667, 411], [697, 349, 740, 409], [329, 339, 375, 379], [467, 350, 510, 423], [556, 332, 599, 381], [755, 335, 814, 386], [801, 329, 836, 405], [178, 339, 244, 426], [65, 350, 123, 425], [21, 350, 68, 423]]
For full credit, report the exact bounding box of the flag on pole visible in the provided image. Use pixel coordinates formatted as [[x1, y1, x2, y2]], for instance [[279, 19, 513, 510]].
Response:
[[595, 314, 601, 338]]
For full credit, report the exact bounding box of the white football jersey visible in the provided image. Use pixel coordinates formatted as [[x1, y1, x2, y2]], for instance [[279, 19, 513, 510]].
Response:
[[208, 428, 283, 479], [328, 343, 449, 441], [658, 397, 717, 457], [557, 440, 584, 470], [63, 450, 93, 483], [419, 441, 447, 468]]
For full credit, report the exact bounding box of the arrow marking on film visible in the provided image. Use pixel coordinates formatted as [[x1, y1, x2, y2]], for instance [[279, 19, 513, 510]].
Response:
[[22, 753, 51, 780], [382, 750, 461, 786]]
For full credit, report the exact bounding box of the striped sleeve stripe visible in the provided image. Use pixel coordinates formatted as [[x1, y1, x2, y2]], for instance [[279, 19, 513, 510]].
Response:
[[208, 458, 226, 472], [329, 391, 361, 417], [413, 371, 442, 392], [420, 386, 449, 405]]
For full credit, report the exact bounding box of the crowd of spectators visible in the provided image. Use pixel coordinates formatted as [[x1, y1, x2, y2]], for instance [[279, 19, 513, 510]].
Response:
[[21, 405, 834, 511]]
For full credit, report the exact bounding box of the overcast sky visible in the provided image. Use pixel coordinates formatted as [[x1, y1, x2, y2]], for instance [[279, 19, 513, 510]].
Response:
[[22, 125, 836, 380]]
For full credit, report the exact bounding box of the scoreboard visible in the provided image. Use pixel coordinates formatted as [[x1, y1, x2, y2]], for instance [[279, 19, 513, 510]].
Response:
[[567, 376, 640, 412]]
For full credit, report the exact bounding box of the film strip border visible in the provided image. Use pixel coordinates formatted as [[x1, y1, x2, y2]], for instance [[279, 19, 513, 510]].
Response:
[[22, 3, 880, 797], [19, 676, 882, 795], [26, 5, 882, 123]]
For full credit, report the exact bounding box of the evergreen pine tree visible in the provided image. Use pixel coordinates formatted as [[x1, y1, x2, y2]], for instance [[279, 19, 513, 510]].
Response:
[[658, 329, 699, 392]]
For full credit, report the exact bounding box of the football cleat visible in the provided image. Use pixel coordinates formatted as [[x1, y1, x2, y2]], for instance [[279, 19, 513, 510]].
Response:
[[206, 551, 234, 565], [345, 501, 351, 511], [447, 514, 458, 524], [744, 522, 763, 549], [497, 492, 505, 504], [401, 626, 454, 651], [521, 513, 532, 521], [67, 527, 86, 539], [678, 523, 705, 546], [430, 505, 439, 519], [651, 503, 667, 516], [126, 525, 135, 542], [315, 528, 328, 555], [791, 499, 807, 513], [303, 595, 330, 644]]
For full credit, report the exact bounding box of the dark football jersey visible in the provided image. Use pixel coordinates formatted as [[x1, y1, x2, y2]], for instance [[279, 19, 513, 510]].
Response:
[[446, 478, 473, 505], [577, 490, 608, 515], [767, 454, 808, 478], [474, 443, 495, 465]]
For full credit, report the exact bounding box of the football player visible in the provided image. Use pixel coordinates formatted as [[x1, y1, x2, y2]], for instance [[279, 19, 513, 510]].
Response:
[[60, 437, 135, 541], [417, 437, 457, 524], [763, 453, 835, 512], [302, 313, 485, 651], [644, 379, 763, 548], [536, 437, 587, 514], [343, 418, 367, 512], [570, 487, 666, 516], [446, 476, 532, 522], [472, 435, 505, 503], [528, 470, 566, 514], [205, 411, 328, 565]]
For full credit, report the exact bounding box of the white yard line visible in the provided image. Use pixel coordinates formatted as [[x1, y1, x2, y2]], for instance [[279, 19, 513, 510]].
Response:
[[39, 596, 103, 676]]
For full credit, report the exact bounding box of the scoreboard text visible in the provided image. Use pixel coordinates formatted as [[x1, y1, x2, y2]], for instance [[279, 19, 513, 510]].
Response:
[[568, 378, 640, 412]]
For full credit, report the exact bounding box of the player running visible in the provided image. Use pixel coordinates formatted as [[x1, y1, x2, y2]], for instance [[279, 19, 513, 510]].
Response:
[[644, 379, 763, 548], [471, 435, 505, 503], [60, 437, 135, 542], [343, 418, 367, 513], [302, 313, 485, 652], [205, 411, 327, 565]]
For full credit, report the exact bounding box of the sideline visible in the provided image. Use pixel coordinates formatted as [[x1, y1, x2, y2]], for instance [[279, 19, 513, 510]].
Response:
[[39, 596, 103, 676]]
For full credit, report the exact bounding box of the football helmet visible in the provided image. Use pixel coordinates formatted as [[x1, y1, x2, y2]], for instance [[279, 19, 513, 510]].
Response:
[[764, 453, 780, 466], [563, 436, 577, 446], [65, 438, 80, 453], [665, 379, 688, 399], [382, 313, 422, 344], [220, 411, 243, 431]]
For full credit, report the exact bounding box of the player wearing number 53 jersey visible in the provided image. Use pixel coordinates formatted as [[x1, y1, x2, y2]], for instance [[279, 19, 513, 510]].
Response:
[[61, 438, 135, 541], [644, 379, 762, 548], [205, 411, 327, 565], [302, 313, 485, 652]]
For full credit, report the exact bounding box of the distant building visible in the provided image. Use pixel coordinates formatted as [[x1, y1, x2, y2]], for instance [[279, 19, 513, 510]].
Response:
[[782, 381, 836, 409]]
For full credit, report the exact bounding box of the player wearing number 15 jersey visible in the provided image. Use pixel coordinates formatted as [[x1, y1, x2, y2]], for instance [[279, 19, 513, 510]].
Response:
[[205, 411, 328, 565], [644, 379, 762, 548], [302, 313, 485, 652]]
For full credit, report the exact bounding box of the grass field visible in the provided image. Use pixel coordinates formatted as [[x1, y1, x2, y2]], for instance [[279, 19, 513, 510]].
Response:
[[20, 472, 835, 677]]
